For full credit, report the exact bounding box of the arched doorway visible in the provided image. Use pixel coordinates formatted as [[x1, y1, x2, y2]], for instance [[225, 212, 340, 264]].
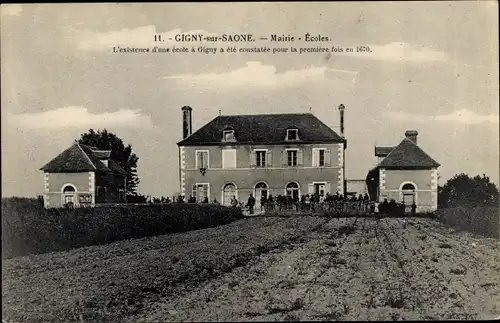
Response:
[[254, 182, 268, 212], [285, 182, 300, 200], [222, 183, 237, 206], [62, 184, 77, 206], [400, 182, 417, 209]]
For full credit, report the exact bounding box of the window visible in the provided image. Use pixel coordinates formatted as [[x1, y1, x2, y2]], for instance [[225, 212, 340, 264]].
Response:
[[287, 150, 298, 166], [192, 183, 209, 203], [251, 150, 271, 168], [286, 129, 299, 141], [62, 184, 77, 206], [255, 182, 268, 200], [402, 183, 415, 190], [79, 195, 92, 203], [223, 130, 236, 142], [118, 189, 125, 200], [313, 148, 331, 167], [283, 149, 302, 167], [62, 185, 75, 193], [285, 182, 300, 200], [222, 149, 237, 168], [196, 150, 209, 169], [256, 150, 266, 167], [315, 184, 325, 196], [308, 182, 331, 197]]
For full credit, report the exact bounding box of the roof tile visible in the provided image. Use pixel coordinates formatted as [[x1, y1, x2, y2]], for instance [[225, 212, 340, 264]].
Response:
[[177, 113, 345, 145], [41, 143, 129, 175], [378, 137, 440, 169]]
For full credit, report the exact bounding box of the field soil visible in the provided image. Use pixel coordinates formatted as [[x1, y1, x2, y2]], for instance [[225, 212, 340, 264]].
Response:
[[3, 216, 500, 322]]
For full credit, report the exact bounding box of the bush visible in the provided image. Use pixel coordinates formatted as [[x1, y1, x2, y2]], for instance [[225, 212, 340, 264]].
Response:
[[435, 207, 500, 239], [1, 197, 243, 259]]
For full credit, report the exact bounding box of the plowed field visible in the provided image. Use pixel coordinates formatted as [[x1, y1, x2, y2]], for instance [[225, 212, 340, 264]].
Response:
[[2, 216, 500, 322]]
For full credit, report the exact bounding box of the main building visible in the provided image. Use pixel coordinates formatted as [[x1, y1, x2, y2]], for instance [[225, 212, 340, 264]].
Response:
[[176, 106, 347, 212]]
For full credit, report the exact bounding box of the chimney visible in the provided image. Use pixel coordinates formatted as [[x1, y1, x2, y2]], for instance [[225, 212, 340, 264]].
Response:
[[181, 106, 192, 139], [338, 104, 345, 137], [405, 130, 418, 145]]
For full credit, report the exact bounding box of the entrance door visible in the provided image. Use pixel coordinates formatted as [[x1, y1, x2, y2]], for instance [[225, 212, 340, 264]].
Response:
[[401, 183, 416, 212], [254, 182, 268, 213], [62, 184, 76, 207], [223, 183, 237, 206], [285, 182, 300, 200], [64, 195, 75, 204], [314, 184, 325, 197]]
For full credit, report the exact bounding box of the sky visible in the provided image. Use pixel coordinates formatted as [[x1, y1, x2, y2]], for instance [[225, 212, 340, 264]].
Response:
[[1, 2, 499, 198]]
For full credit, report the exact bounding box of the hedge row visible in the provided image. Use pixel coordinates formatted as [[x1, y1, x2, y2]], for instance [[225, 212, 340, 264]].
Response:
[[435, 207, 500, 239], [1, 197, 243, 259]]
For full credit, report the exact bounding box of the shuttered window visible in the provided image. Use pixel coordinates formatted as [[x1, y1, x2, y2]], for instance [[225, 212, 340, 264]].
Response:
[[284, 149, 302, 167], [196, 151, 209, 168], [312, 148, 331, 167], [251, 150, 272, 168], [256, 151, 266, 167]]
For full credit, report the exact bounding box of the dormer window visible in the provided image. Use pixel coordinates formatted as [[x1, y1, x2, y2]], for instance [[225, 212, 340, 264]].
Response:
[[223, 130, 236, 142], [286, 129, 299, 141]]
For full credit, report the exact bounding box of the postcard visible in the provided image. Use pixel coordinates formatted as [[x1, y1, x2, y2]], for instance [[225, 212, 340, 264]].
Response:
[[2, 2, 499, 322]]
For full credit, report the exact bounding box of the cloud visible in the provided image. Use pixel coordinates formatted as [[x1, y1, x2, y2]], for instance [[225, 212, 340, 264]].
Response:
[[387, 108, 499, 124], [1, 4, 22, 17], [7, 106, 155, 129], [342, 42, 447, 63], [163, 61, 358, 89], [77, 26, 217, 51]]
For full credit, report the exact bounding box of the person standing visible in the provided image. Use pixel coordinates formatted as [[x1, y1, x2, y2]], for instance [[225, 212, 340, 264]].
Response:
[[247, 194, 256, 215], [411, 202, 417, 216], [231, 196, 238, 208]]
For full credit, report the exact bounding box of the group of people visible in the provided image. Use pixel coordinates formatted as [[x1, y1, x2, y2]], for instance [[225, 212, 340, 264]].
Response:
[[376, 198, 417, 216], [182, 193, 418, 216]]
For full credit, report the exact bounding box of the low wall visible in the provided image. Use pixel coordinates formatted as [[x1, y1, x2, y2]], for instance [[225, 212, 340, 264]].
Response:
[[435, 207, 500, 239]]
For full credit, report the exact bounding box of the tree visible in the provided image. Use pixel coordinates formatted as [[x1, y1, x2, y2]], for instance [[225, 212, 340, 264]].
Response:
[[78, 129, 139, 195], [438, 173, 499, 208]]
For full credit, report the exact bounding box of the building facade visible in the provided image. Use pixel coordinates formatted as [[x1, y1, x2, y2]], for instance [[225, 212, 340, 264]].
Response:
[[366, 130, 440, 212], [177, 106, 347, 211], [40, 143, 128, 208]]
